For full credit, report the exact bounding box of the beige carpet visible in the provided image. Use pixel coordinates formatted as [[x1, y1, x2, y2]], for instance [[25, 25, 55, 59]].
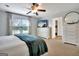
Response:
[[44, 38, 79, 56]]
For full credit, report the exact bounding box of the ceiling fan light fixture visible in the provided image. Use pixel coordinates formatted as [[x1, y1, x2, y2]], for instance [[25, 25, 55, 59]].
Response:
[[32, 10, 37, 13], [32, 7, 38, 13]]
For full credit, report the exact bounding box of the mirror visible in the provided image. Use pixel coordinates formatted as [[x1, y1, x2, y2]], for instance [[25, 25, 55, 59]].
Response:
[[64, 11, 79, 24]]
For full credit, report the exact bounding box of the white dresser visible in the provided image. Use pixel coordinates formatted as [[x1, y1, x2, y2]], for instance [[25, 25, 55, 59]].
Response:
[[37, 27, 49, 39]]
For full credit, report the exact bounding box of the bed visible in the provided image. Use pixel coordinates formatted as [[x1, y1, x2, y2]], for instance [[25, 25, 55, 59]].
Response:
[[0, 35, 48, 56]]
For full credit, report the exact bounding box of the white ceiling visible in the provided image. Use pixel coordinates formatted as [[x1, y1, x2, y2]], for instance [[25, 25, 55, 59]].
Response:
[[0, 3, 79, 18]]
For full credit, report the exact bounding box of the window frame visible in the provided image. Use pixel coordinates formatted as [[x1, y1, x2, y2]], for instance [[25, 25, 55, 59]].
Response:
[[9, 14, 30, 35]]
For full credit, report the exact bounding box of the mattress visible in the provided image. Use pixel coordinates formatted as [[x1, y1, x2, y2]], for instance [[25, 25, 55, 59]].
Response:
[[0, 35, 48, 56]]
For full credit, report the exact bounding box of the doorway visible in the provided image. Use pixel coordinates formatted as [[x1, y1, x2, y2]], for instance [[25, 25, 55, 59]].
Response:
[[55, 20, 58, 36]]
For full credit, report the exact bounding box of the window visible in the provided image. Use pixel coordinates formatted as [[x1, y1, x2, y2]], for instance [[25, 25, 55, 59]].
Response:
[[10, 14, 30, 35]]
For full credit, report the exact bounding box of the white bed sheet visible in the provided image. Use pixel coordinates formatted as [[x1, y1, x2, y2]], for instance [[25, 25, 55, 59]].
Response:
[[0, 35, 29, 56], [0, 35, 48, 56]]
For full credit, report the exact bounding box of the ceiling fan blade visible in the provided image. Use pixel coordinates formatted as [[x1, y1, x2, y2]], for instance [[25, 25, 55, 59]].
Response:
[[38, 9, 46, 12], [32, 3, 36, 5], [26, 11, 31, 14], [32, 3, 39, 7], [36, 12, 38, 15], [33, 12, 38, 15]]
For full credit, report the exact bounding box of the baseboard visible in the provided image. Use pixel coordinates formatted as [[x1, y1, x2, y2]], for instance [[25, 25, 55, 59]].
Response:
[[64, 42, 77, 46]]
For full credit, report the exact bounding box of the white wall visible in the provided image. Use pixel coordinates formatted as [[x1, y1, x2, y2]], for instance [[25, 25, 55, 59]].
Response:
[[0, 10, 8, 36], [29, 17, 38, 36], [52, 18, 56, 38]]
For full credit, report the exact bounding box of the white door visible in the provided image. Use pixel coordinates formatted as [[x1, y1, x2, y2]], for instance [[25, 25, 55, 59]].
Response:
[[52, 17, 63, 38]]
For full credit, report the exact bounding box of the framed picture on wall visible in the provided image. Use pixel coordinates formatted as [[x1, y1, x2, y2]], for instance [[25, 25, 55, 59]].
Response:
[[37, 20, 48, 27]]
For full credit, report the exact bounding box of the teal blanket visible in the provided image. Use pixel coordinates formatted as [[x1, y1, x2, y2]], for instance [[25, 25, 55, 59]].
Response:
[[15, 34, 48, 56]]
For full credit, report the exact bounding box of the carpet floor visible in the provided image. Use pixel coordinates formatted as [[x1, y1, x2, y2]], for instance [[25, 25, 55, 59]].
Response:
[[44, 38, 79, 56]]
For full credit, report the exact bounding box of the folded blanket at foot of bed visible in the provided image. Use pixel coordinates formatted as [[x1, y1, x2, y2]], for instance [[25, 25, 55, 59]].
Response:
[[15, 34, 48, 56]]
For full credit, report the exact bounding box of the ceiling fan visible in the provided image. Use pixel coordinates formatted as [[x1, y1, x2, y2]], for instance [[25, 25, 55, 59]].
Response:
[[26, 3, 46, 16]]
